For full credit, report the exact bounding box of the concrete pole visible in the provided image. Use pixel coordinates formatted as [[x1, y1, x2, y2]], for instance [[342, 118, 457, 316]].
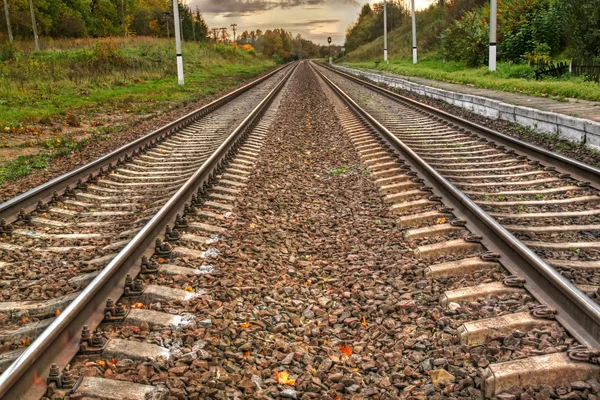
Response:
[[172, 0, 184, 85], [3, 0, 13, 43], [489, 0, 497, 71], [411, 0, 417, 64], [28, 0, 39, 51], [383, 0, 388, 63]]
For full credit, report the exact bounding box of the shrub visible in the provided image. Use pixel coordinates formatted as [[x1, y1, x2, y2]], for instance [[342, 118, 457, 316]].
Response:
[[440, 10, 489, 66]]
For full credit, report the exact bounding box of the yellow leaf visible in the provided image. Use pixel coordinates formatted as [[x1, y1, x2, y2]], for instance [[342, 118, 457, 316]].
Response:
[[243, 351, 251, 358], [184, 286, 194, 292], [362, 315, 368, 328], [436, 217, 447, 225], [240, 322, 251, 328], [274, 370, 296, 385], [98, 360, 107, 368], [249, 223, 256, 228], [55, 309, 61, 317]]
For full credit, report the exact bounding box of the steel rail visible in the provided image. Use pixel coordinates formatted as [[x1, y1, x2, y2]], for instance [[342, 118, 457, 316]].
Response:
[[0, 63, 289, 224], [0, 62, 297, 400], [319, 63, 600, 188], [311, 61, 600, 349]]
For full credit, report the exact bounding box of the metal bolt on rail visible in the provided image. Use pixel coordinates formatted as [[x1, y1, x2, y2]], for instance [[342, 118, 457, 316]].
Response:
[[140, 255, 160, 274], [154, 238, 173, 257], [123, 274, 145, 297], [164, 225, 181, 242]]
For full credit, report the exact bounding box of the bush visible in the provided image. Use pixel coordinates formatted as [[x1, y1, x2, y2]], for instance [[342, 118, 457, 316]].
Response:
[[440, 10, 488, 67]]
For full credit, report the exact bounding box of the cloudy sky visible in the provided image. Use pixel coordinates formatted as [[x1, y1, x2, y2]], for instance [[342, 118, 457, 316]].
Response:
[[188, 0, 435, 45]]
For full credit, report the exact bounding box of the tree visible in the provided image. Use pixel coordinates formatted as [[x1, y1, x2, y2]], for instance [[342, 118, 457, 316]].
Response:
[[558, 0, 600, 58]]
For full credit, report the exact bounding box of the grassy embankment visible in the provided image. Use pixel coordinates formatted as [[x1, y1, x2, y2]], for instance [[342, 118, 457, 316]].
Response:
[[0, 37, 275, 183], [341, 5, 600, 102], [343, 58, 600, 102]]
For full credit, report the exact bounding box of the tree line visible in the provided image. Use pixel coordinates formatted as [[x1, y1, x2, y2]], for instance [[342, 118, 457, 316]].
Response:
[[0, 0, 212, 40], [344, 0, 600, 65]]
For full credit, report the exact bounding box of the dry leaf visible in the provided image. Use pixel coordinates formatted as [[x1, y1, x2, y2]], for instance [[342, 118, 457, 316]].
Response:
[[436, 217, 447, 224], [240, 322, 251, 328], [21, 338, 31, 346], [55, 309, 61, 317], [98, 360, 107, 368], [158, 257, 166, 263], [110, 358, 118, 365], [361, 315, 368, 328], [274, 370, 296, 385], [249, 223, 256, 228], [243, 351, 251, 358], [21, 317, 29, 323], [339, 345, 352, 357], [333, 396, 342, 400], [132, 302, 145, 309], [184, 286, 194, 292]]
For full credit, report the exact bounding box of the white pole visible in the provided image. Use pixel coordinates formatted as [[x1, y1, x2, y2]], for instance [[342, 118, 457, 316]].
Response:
[[172, 0, 184, 85], [383, 0, 388, 64], [489, 0, 497, 71], [411, 0, 417, 64], [3, 0, 13, 43], [28, 0, 39, 51]]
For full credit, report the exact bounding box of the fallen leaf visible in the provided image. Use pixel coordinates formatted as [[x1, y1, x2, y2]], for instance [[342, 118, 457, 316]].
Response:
[[110, 358, 118, 365], [158, 257, 166, 263], [339, 344, 352, 357], [240, 322, 251, 328], [274, 370, 296, 385], [21, 317, 29, 323], [436, 217, 447, 224], [184, 286, 194, 292], [55, 309, 61, 317], [362, 315, 368, 328], [98, 360, 107, 368], [243, 351, 251, 358]]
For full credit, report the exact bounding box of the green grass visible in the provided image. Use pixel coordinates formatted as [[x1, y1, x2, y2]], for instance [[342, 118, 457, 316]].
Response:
[[0, 37, 275, 183], [342, 57, 600, 102], [0, 37, 275, 127], [0, 154, 49, 184]]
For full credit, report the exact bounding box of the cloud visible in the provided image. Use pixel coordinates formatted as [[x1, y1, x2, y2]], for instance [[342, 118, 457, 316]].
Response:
[[197, 0, 359, 16], [290, 19, 341, 26]]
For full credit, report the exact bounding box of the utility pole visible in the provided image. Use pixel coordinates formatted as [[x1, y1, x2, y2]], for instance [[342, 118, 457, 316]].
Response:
[[328, 36, 332, 64], [120, 0, 126, 36], [180, 15, 184, 42], [3, 0, 13, 44], [28, 0, 39, 51], [211, 28, 218, 42], [172, 0, 184, 85], [191, 13, 196, 41], [489, 0, 497, 71], [220, 27, 227, 43], [411, 0, 417, 64], [383, 0, 388, 63], [230, 23, 237, 42]]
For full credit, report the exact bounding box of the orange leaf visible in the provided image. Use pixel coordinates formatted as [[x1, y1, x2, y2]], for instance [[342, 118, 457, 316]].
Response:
[[110, 358, 118, 365], [243, 351, 251, 358], [184, 286, 194, 292], [55, 309, 61, 317], [361, 315, 368, 328], [21, 317, 29, 323], [274, 370, 296, 385], [240, 322, 251, 328], [98, 360, 107, 368], [436, 217, 447, 225], [339, 345, 352, 357], [158, 258, 166, 264], [333, 396, 342, 400]]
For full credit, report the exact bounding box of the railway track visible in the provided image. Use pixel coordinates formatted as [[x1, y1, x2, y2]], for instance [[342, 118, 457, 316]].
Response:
[[0, 60, 599, 399], [312, 62, 600, 397], [0, 62, 295, 398]]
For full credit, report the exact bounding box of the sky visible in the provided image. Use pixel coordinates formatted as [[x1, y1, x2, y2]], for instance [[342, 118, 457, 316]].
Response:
[[188, 0, 435, 45]]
